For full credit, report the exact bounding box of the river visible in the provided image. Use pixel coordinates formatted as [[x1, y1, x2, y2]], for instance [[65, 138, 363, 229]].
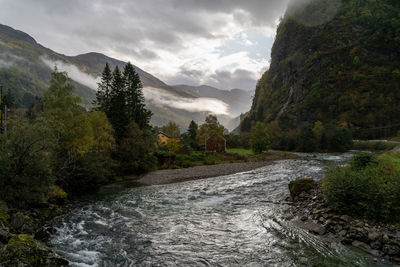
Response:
[[48, 153, 386, 266]]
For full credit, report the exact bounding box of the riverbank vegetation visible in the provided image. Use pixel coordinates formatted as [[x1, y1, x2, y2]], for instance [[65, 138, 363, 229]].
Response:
[[240, 120, 353, 153], [324, 152, 400, 223]]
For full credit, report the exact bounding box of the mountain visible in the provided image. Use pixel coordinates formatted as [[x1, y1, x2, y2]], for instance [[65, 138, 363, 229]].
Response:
[[0, 24, 249, 130], [242, 0, 400, 138], [0, 24, 96, 107]]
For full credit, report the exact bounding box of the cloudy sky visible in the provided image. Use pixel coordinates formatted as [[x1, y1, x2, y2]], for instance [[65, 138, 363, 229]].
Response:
[[0, 0, 290, 91]]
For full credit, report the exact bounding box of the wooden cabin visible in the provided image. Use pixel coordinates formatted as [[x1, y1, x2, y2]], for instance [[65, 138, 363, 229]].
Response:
[[157, 131, 170, 145], [205, 136, 226, 153]]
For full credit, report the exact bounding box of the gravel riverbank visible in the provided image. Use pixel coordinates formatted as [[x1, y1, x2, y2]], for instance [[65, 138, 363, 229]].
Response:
[[138, 161, 275, 185]]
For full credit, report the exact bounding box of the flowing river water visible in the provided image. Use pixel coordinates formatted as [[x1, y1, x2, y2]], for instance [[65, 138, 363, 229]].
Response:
[[48, 154, 388, 266]]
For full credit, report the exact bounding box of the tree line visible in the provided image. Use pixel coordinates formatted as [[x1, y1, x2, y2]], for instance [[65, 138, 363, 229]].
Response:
[[0, 62, 156, 209]]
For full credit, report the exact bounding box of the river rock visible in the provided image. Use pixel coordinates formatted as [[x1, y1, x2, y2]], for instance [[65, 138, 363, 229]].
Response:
[[339, 230, 347, 237], [370, 241, 382, 250], [383, 234, 390, 243], [10, 212, 37, 234], [340, 215, 351, 222], [368, 231, 381, 241], [0, 227, 9, 243], [288, 178, 315, 198], [383, 244, 399, 256], [303, 221, 326, 235], [352, 240, 372, 253]]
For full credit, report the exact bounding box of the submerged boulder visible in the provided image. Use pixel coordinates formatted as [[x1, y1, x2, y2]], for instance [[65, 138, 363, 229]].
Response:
[[289, 178, 315, 198]]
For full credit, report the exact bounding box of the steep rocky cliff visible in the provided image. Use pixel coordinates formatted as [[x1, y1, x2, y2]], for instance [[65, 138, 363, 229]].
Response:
[[243, 0, 400, 139]]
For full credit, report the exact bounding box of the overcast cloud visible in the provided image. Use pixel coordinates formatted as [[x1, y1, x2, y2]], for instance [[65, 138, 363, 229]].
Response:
[[0, 0, 290, 90]]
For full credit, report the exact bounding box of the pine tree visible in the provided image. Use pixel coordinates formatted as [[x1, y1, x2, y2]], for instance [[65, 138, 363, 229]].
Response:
[[95, 63, 112, 113], [188, 120, 198, 140], [187, 120, 198, 150], [96, 63, 152, 142], [123, 62, 152, 128], [108, 66, 128, 142]]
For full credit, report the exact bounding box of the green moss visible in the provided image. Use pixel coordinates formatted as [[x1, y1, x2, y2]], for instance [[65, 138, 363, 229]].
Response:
[[289, 178, 315, 197], [0, 234, 51, 265], [0, 207, 9, 224], [47, 185, 67, 205]]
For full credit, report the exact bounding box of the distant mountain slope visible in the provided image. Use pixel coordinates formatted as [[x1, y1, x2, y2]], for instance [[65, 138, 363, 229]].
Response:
[[242, 0, 400, 138], [0, 23, 250, 130]]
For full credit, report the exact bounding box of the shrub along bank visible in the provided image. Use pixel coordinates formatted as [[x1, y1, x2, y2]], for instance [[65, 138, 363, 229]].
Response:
[[324, 152, 400, 223]]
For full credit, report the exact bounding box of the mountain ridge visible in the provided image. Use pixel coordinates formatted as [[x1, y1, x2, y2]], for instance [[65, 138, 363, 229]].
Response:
[[0, 23, 250, 130]]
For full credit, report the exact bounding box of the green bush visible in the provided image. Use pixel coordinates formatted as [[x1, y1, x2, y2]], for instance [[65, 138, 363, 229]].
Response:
[[63, 151, 115, 195], [324, 153, 400, 222], [0, 119, 55, 208], [323, 125, 353, 152], [349, 152, 376, 170]]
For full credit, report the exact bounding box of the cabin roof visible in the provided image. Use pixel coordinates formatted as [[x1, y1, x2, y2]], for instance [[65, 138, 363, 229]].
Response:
[[157, 131, 170, 138], [206, 135, 226, 141]]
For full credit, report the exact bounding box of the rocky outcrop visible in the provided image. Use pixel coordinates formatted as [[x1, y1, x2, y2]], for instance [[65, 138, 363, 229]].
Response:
[[0, 201, 68, 266], [0, 234, 68, 266], [288, 178, 315, 198], [290, 180, 400, 262]]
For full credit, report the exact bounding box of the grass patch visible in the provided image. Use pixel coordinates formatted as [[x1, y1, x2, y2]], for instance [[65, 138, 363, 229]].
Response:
[[353, 140, 398, 151], [160, 150, 297, 169], [226, 148, 255, 155]]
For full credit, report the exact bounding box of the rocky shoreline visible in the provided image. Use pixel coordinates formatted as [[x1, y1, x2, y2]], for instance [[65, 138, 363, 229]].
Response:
[[0, 201, 69, 266], [289, 180, 400, 263]]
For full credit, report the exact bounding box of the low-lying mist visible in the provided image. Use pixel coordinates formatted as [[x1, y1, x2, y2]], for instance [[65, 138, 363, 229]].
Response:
[[143, 87, 230, 116], [39, 58, 233, 118], [41, 56, 100, 90], [0, 52, 24, 69]]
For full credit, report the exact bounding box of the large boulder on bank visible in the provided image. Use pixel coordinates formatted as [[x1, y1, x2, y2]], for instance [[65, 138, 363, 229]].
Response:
[[0, 234, 68, 266], [289, 178, 315, 198]]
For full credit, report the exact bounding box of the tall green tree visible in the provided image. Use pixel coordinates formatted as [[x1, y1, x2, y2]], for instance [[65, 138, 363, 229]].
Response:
[[197, 115, 226, 146], [96, 63, 152, 142], [0, 117, 55, 207], [250, 122, 270, 154], [187, 120, 198, 150], [188, 120, 198, 140], [42, 69, 115, 194], [108, 66, 129, 141], [95, 63, 113, 114], [162, 121, 180, 138], [42, 69, 93, 155], [123, 62, 152, 129]]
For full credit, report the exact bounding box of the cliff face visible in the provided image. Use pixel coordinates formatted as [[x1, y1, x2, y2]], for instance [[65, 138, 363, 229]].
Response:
[[243, 0, 400, 138]]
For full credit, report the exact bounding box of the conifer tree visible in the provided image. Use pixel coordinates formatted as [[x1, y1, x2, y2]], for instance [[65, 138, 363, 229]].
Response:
[[108, 66, 129, 142], [96, 63, 152, 142], [123, 62, 152, 128], [95, 63, 113, 114], [188, 120, 198, 140]]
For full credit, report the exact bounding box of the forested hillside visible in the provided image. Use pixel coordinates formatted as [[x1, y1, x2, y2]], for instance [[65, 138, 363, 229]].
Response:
[[242, 0, 400, 140]]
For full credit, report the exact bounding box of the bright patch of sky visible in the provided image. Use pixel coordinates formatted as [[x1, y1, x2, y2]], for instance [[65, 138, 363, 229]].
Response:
[[218, 32, 274, 62]]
